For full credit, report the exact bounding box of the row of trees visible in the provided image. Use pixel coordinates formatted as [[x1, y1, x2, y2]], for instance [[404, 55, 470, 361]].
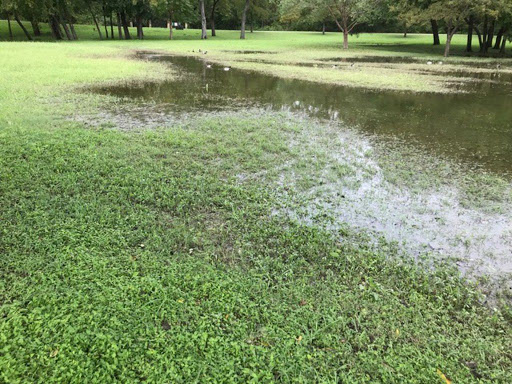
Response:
[[1, 0, 512, 56], [391, 0, 512, 56], [0, 0, 271, 41], [281, 0, 512, 56]]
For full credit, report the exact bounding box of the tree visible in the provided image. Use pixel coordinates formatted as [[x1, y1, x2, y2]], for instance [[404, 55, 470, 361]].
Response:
[[86, 0, 104, 39], [131, 0, 150, 39], [325, 0, 376, 49], [1, 0, 34, 40], [279, 0, 376, 48], [389, 0, 423, 37], [248, 0, 279, 32], [427, 0, 473, 57], [472, 0, 512, 53], [207, 0, 221, 36], [280, 0, 330, 33], [397, 0, 441, 45], [199, 0, 207, 39], [240, 0, 250, 39], [151, 0, 194, 39]]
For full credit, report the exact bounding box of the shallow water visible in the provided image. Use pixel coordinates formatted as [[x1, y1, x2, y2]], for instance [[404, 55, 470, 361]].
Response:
[[322, 55, 512, 69], [99, 54, 512, 175], [93, 53, 512, 297]]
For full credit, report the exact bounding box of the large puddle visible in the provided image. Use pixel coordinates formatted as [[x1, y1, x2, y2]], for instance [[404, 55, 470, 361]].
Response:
[[101, 54, 512, 175], [92, 53, 512, 299]]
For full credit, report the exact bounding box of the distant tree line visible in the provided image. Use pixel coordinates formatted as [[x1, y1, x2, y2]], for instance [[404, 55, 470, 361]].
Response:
[[1, 0, 512, 56], [281, 0, 512, 56], [0, 0, 276, 40]]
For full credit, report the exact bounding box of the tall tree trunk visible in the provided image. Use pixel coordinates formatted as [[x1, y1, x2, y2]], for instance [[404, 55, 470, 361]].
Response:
[[481, 16, 488, 53], [65, 14, 77, 40], [60, 19, 73, 41], [117, 13, 124, 39], [474, 26, 483, 50], [486, 19, 495, 51], [7, 13, 13, 40], [89, 5, 104, 40], [494, 27, 504, 49], [103, 10, 109, 39], [200, 0, 207, 39], [120, 11, 131, 40], [240, 0, 250, 39], [169, 11, 174, 40], [49, 15, 63, 40], [14, 12, 33, 41], [211, 16, 216, 37], [500, 34, 507, 54], [404, 29, 407, 38], [64, 7, 77, 40], [431, 19, 440, 46], [322, 22, 326, 35], [58, 12, 74, 41], [136, 16, 143, 39], [444, 36, 452, 57], [211, 0, 218, 37], [466, 16, 473, 52], [30, 20, 41, 36], [70, 23, 78, 40], [444, 24, 456, 58], [333, 16, 350, 49], [110, 14, 115, 39]]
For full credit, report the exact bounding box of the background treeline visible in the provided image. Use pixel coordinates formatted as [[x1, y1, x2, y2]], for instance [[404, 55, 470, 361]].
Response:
[[1, 1, 512, 56]]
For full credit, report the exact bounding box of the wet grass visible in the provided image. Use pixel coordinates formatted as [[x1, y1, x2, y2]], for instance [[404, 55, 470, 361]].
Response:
[[1, 38, 512, 382]]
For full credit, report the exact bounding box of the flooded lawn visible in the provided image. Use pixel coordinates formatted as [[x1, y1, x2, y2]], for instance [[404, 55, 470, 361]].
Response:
[[93, 53, 512, 297], [101, 54, 512, 174]]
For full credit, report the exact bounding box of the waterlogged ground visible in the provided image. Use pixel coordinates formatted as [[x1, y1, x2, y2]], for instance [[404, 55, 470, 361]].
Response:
[[90, 53, 512, 298]]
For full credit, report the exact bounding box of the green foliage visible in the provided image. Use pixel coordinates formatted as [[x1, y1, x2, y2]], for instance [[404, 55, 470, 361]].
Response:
[[150, 0, 195, 22]]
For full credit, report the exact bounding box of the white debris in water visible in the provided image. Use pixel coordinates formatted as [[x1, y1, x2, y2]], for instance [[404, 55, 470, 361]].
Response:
[[273, 120, 512, 286]]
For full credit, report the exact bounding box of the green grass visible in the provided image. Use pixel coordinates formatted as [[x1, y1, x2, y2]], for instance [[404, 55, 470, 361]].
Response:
[[0, 34, 511, 382]]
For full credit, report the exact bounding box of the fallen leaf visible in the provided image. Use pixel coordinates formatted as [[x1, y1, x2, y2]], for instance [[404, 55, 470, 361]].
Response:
[[296, 335, 303, 342], [50, 349, 59, 358], [436, 369, 452, 384], [177, 299, 184, 303]]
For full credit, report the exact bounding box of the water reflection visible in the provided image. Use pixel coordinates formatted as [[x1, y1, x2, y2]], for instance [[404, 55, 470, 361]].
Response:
[[99, 54, 512, 176]]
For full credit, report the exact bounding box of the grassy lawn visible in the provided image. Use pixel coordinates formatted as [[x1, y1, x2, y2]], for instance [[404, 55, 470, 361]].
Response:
[[0, 27, 512, 383]]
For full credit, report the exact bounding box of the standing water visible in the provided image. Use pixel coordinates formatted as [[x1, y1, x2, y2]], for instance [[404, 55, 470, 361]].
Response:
[[93, 53, 512, 297]]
